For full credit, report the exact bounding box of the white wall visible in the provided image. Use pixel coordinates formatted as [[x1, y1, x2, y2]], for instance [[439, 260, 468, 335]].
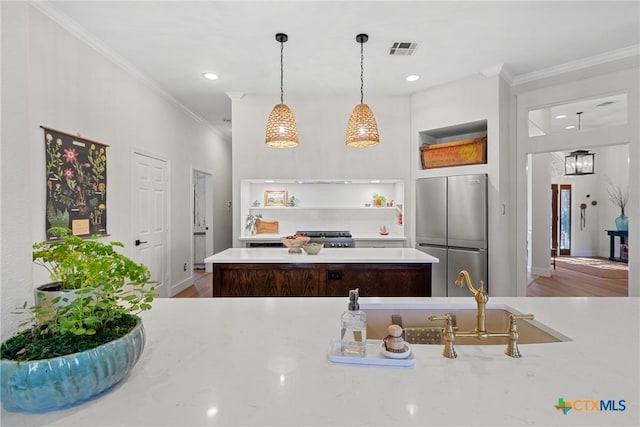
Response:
[[530, 153, 552, 276], [0, 4, 232, 339], [1, 2, 32, 341], [410, 74, 512, 296], [231, 95, 411, 247]]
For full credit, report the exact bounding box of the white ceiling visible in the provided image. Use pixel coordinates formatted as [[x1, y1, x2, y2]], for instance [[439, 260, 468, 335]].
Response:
[[35, 1, 640, 139]]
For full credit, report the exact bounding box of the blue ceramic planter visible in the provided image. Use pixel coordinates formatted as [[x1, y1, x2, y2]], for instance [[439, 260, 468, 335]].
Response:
[[1, 317, 145, 412]]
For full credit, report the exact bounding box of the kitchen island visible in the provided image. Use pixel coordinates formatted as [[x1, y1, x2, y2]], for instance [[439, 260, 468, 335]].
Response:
[[2, 297, 638, 426], [205, 247, 438, 297]]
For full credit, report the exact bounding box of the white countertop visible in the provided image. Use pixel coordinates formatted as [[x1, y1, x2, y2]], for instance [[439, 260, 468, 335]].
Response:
[[205, 247, 438, 264], [238, 233, 407, 241], [3, 297, 638, 426]]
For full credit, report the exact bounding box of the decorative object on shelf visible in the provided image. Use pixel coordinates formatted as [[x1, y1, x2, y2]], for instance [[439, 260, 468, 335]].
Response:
[[245, 213, 262, 235], [607, 182, 628, 231], [256, 220, 278, 234], [280, 234, 311, 253], [264, 190, 287, 207], [379, 225, 389, 235], [346, 34, 379, 148], [372, 193, 386, 207], [265, 33, 299, 148], [620, 243, 628, 262], [420, 136, 487, 169], [41, 126, 108, 240], [287, 195, 297, 207], [252, 200, 261, 207], [1, 227, 154, 411]]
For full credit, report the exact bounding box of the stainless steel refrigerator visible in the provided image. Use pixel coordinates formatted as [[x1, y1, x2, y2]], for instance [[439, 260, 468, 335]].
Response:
[[416, 174, 488, 297]]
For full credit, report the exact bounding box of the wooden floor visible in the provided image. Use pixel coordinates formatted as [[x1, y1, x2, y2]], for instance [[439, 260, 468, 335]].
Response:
[[175, 270, 212, 298], [527, 265, 628, 297], [175, 265, 629, 298]]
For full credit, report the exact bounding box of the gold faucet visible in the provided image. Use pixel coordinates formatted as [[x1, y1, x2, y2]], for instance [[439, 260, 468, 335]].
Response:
[[428, 270, 536, 358], [455, 270, 489, 339]]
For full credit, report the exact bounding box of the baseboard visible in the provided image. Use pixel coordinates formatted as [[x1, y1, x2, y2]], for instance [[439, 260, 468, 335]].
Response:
[[530, 266, 552, 277], [170, 277, 192, 297]]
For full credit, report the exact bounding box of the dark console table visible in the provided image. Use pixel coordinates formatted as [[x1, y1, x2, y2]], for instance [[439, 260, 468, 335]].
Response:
[[606, 230, 628, 263]]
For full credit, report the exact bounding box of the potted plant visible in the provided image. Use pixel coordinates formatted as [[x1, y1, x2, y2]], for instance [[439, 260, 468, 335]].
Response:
[[0, 228, 155, 411], [607, 182, 629, 231], [373, 193, 386, 207], [245, 213, 262, 235]]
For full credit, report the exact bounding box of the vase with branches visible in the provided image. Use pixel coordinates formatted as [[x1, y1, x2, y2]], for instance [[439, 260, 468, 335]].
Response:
[[607, 182, 628, 231]]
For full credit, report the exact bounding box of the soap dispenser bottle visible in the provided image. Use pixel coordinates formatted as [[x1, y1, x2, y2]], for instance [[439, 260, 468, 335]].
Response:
[[341, 288, 367, 356]]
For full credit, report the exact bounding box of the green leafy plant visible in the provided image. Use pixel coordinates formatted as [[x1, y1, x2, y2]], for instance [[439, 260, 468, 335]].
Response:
[[1, 228, 155, 361], [373, 193, 386, 205], [245, 213, 262, 232]]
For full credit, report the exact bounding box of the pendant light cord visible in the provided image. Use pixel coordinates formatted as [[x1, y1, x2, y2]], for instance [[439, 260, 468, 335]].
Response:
[[280, 40, 284, 104], [360, 41, 364, 104]]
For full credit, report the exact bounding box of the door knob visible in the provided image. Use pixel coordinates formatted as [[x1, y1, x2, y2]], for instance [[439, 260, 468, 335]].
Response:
[[135, 239, 148, 246]]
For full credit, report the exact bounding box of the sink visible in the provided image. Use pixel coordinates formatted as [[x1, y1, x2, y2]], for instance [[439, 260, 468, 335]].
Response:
[[362, 303, 571, 345]]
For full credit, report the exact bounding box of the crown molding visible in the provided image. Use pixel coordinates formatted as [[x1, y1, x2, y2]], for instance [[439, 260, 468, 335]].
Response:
[[31, 1, 229, 141], [511, 45, 640, 86]]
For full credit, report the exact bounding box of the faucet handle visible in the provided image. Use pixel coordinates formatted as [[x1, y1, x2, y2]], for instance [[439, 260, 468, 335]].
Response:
[[505, 314, 535, 358], [428, 315, 457, 359]]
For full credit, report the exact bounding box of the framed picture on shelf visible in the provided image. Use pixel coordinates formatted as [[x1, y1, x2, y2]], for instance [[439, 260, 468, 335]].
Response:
[[264, 190, 287, 207]]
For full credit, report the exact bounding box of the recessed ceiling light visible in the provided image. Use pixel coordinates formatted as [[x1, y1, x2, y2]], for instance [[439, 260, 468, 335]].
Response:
[[406, 75, 420, 82], [203, 73, 219, 80], [371, 180, 381, 183], [565, 125, 575, 130], [265, 179, 275, 183], [555, 114, 567, 119]]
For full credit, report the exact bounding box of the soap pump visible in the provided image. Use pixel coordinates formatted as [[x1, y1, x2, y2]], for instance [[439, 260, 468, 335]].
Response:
[[340, 288, 367, 357]]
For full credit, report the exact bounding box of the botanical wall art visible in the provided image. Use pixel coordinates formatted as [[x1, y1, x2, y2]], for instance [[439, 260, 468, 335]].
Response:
[[42, 127, 108, 240]]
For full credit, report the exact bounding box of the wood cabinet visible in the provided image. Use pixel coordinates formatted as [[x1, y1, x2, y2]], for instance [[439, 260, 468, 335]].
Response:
[[212, 263, 431, 297]]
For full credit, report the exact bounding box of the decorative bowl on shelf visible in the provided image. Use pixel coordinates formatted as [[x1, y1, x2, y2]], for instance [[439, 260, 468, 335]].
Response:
[[302, 242, 323, 255], [280, 235, 311, 253]]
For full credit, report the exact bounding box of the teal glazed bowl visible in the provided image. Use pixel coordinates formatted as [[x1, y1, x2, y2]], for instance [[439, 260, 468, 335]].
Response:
[[1, 317, 145, 412]]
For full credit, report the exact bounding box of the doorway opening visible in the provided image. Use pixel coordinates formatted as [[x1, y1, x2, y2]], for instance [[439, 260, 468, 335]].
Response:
[[192, 169, 213, 271]]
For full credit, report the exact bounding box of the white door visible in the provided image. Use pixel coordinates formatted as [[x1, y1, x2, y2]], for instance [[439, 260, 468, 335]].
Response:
[[132, 153, 169, 298]]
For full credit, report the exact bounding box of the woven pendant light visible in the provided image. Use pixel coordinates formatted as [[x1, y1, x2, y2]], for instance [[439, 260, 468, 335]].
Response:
[[266, 33, 299, 148], [346, 34, 379, 148]]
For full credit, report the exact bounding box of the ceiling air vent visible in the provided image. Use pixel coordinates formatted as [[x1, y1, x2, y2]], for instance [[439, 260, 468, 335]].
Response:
[[389, 42, 417, 56]]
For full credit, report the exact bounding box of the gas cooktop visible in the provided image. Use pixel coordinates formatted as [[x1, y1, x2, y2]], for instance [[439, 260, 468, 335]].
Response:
[[295, 230, 354, 248]]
